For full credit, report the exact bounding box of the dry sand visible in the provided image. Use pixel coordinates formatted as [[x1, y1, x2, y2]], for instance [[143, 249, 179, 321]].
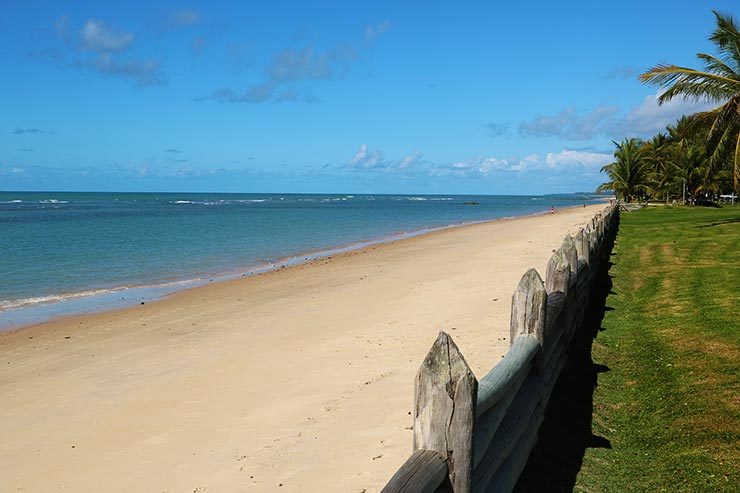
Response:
[[0, 204, 607, 492]]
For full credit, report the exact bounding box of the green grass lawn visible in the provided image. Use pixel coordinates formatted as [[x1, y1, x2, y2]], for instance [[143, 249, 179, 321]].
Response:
[[575, 205, 740, 492]]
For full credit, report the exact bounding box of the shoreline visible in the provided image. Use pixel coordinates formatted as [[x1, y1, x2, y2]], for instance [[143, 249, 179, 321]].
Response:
[[0, 202, 597, 333], [0, 203, 608, 492]]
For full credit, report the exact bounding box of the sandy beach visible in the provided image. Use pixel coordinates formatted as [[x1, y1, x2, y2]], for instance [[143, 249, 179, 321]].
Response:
[[0, 204, 606, 492]]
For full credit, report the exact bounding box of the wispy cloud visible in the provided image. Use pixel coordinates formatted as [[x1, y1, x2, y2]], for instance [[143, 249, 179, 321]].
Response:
[[169, 9, 201, 27], [430, 156, 524, 177], [73, 53, 165, 86], [14, 127, 50, 135], [165, 148, 181, 153], [603, 65, 640, 80], [364, 20, 391, 41], [486, 122, 508, 137], [425, 150, 609, 178], [519, 106, 619, 140], [55, 15, 71, 39], [399, 152, 422, 169], [31, 17, 166, 87], [79, 19, 134, 53], [345, 144, 422, 171], [200, 21, 385, 104], [518, 91, 716, 141], [200, 45, 355, 103], [620, 91, 715, 136], [117, 161, 153, 177], [544, 149, 611, 169], [348, 144, 384, 168]]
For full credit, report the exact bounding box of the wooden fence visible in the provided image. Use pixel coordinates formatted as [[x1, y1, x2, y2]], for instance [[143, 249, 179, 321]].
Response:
[[382, 203, 619, 493]]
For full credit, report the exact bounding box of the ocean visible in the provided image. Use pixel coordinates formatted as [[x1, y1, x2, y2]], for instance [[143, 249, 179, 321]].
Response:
[[0, 191, 600, 329]]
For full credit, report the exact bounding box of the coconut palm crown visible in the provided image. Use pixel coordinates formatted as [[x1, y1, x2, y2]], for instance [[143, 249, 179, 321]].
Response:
[[640, 11, 740, 192], [597, 138, 652, 202]]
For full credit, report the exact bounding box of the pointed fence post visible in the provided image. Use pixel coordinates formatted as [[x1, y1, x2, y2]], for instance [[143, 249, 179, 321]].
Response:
[[561, 235, 578, 281], [545, 249, 570, 295], [511, 268, 547, 379], [414, 331, 477, 492], [510, 268, 547, 355]]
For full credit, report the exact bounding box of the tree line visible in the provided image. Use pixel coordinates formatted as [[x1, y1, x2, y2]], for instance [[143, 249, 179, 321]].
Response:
[[599, 11, 739, 204]]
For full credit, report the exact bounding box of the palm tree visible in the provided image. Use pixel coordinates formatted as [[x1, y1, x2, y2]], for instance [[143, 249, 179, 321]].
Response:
[[643, 132, 677, 202], [597, 139, 652, 202], [664, 117, 702, 203], [639, 11, 740, 193], [678, 144, 712, 204]]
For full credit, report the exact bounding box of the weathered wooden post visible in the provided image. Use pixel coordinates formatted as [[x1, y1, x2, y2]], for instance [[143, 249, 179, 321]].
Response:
[[562, 235, 578, 289], [545, 249, 570, 295], [511, 268, 547, 379], [510, 268, 546, 345], [413, 331, 477, 492], [543, 250, 569, 374], [575, 228, 589, 267], [560, 235, 580, 338], [588, 227, 599, 273]]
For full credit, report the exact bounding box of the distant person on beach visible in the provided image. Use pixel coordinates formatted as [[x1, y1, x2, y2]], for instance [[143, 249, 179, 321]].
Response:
[[550, 206, 555, 214]]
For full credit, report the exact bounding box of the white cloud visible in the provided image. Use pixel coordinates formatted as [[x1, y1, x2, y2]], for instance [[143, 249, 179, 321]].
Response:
[[349, 144, 384, 168], [11, 167, 24, 174], [80, 19, 134, 53], [621, 91, 715, 136], [345, 146, 424, 171], [399, 152, 422, 169], [519, 91, 718, 141], [430, 149, 610, 177], [36, 17, 164, 87], [519, 106, 619, 140], [432, 156, 514, 177], [545, 149, 611, 169], [479, 157, 512, 174], [510, 153, 540, 171]]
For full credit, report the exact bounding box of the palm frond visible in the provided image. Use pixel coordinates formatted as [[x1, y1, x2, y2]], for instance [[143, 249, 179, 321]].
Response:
[[696, 53, 739, 79], [710, 11, 740, 72], [707, 96, 740, 148], [640, 65, 739, 103]]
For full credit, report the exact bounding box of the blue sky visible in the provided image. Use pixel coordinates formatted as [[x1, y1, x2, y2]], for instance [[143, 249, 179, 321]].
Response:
[[0, 1, 736, 194]]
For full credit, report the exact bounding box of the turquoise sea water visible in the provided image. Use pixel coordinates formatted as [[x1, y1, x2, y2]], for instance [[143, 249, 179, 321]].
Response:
[[0, 191, 600, 329]]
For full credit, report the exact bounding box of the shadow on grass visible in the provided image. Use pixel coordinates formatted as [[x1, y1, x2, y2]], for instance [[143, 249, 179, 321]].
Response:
[[514, 232, 617, 492], [696, 217, 740, 228]]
